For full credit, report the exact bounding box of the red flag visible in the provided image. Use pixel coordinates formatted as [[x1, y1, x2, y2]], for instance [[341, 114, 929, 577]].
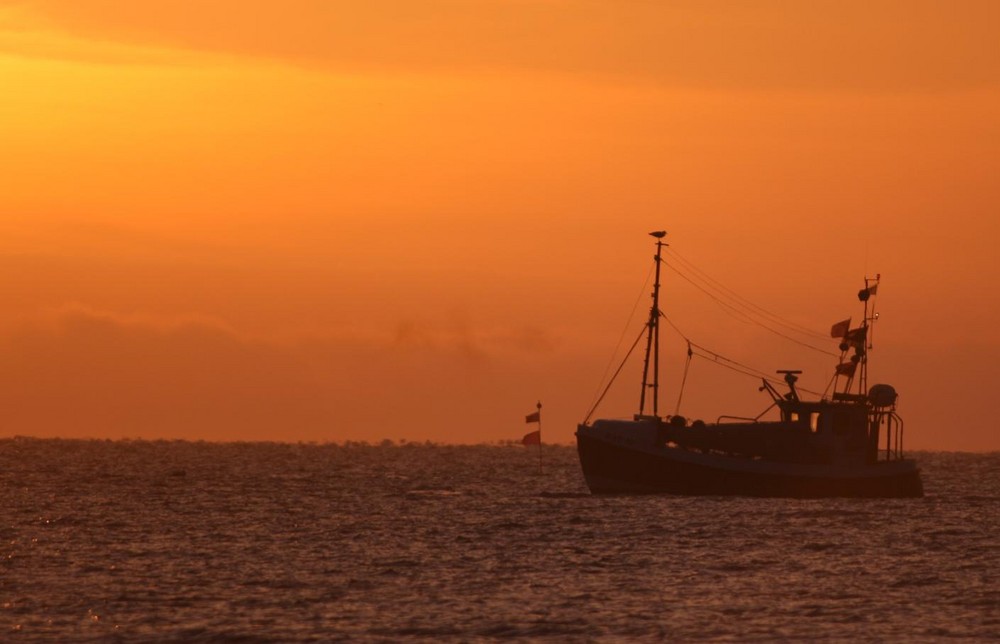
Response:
[[525, 411, 540, 423], [830, 318, 851, 338], [835, 361, 857, 377], [858, 283, 879, 301], [522, 430, 541, 446], [844, 327, 867, 347]]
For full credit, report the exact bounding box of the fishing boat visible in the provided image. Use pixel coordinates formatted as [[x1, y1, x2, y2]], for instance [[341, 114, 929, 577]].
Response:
[[575, 232, 923, 497]]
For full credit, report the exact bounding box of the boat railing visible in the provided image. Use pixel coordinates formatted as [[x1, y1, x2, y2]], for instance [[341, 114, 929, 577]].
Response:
[[892, 412, 905, 460], [879, 410, 906, 461]]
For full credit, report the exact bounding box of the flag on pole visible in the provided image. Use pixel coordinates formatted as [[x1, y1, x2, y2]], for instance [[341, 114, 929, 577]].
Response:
[[835, 361, 857, 377], [844, 327, 867, 347], [830, 318, 851, 338], [858, 282, 878, 301], [522, 402, 542, 455]]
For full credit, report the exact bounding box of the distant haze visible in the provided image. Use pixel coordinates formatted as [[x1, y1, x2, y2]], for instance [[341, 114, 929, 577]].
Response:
[[1, 1, 997, 450]]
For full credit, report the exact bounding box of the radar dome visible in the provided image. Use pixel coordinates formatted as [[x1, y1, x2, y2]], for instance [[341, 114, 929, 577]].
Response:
[[868, 384, 898, 408]]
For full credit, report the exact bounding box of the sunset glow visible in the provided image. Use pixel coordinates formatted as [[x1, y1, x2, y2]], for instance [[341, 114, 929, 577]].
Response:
[[1, 1, 998, 449]]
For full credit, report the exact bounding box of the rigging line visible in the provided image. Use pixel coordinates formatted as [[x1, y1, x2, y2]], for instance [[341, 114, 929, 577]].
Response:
[[665, 263, 761, 329], [667, 248, 830, 341], [663, 312, 825, 397], [586, 261, 655, 416], [667, 248, 829, 340], [660, 311, 691, 343], [583, 325, 647, 425], [662, 314, 775, 383], [667, 256, 831, 344], [689, 351, 823, 397], [798, 383, 823, 397], [674, 342, 693, 416], [664, 263, 840, 358], [821, 370, 838, 398], [689, 348, 777, 383], [691, 351, 780, 383], [670, 260, 829, 343]]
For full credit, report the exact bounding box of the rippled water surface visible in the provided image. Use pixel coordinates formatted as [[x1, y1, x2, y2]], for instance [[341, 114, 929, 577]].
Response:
[[2, 439, 998, 641]]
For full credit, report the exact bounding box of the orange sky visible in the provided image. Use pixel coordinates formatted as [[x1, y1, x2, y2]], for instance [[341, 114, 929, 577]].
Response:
[[1, 1, 998, 449]]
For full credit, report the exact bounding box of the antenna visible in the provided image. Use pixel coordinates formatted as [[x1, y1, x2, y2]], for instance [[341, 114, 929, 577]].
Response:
[[776, 369, 802, 401]]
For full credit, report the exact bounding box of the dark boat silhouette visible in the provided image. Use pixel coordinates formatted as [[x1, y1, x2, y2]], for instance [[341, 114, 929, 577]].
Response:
[[576, 232, 923, 498]]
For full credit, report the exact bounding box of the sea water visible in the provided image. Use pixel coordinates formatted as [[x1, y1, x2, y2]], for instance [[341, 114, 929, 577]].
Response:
[[2, 439, 998, 641]]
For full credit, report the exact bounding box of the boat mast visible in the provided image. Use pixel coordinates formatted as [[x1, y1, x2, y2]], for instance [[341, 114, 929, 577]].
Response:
[[639, 231, 667, 417], [857, 273, 879, 397], [859, 284, 868, 398]]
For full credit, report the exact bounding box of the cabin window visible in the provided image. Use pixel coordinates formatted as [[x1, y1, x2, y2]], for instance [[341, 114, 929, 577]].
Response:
[[790, 412, 799, 423], [810, 412, 820, 432]]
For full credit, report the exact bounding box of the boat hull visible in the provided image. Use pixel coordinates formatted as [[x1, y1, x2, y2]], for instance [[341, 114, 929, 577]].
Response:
[[576, 426, 923, 498]]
